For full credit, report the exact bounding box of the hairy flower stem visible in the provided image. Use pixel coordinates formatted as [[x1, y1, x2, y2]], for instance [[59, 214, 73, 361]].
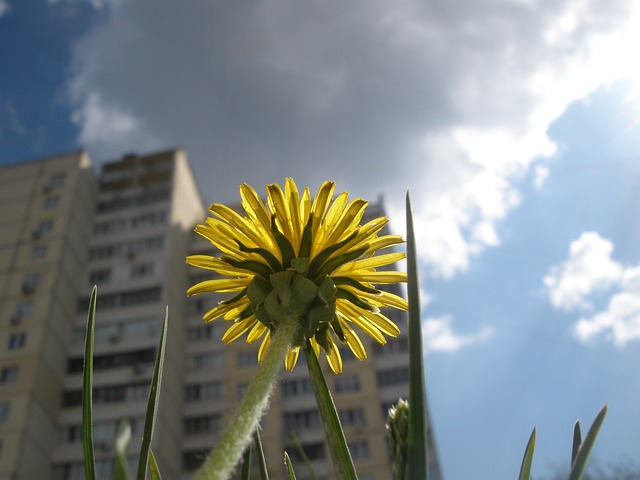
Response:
[[193, 322, 297, 480]]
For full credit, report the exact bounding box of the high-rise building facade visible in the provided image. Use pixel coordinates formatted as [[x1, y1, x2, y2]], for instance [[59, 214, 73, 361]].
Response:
[[0, 152, 97, 480], [0, 150, 441, 480]]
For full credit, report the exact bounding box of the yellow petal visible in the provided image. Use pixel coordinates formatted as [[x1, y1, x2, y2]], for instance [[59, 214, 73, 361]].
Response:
[[325, 334, 343, 374], [246, 321, 267, 343], [203, 298, 249, 322], [222, 318, 256, 344], [284, 347, 300, 371], [187, 277, 252, 296], [365, 234, 405, 254], [285, 178, 302, 250], [240, 183, 272, 233], [267, 183, 295, 245], [325, 198, 368, 245], [337, 302, 387, 344], [310, 181, 335, 237], [344, 271, 407, 284], [257, 330, 271, 363], [337, 318, 367, 360], [209, 203, 275, 251]]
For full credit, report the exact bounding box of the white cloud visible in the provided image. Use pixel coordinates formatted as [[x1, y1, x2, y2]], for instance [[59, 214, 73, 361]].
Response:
[[533, 165, 550, 189], [64, 1, 639, 278], [545, 233, 640, 346], [423, 315, 493, 353], [544, 232, 623, 311], [0, 0, 10, 18]]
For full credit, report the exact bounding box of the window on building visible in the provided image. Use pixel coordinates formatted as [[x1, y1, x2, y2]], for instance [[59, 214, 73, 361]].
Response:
[[286, 442, 324, 462], [131, 262, 154, 278], [88, 268, 111, 285], [43, 196, 59, 209], [183, 450, 208, 472], [284, 410, 321, 431], [348, 440, 370, 459], [373, 336, 408, 357], [187, 352, 222, 371], [376, 367, 409, 387], [237, 351, 256, 368], [0, 402, 10, 422], [14, 301, 34, 321], [35, 219, 54, 235], [184, 415, 221, 435], [49, 173, 65, 187], [0, 366, 18, 384], [338, 407, 366, 427], [334, 375, 360, 393], [282, 378, 313, 397], [29, 244, 47, 259], [22, 272, 41, 294], [8, 333, 26, 350], [186, 323, 221, 342], [185, 382, 223, 402]]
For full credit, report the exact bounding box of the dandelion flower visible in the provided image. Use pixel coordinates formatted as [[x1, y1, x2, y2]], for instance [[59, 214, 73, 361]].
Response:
[[187, 178, 407, 373]]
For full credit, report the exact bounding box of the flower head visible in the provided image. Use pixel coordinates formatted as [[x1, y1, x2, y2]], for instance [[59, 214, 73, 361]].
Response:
[[187, 179, 407, 373]]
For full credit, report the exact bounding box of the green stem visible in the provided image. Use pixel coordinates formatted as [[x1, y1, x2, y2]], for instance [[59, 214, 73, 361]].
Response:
[[193, 322, 297, 480], [304, 341, 358, 479]]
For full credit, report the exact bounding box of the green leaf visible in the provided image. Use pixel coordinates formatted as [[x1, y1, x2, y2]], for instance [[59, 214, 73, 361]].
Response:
[[304, 341, 358, 479], [568, 404, 608, 480], [148, 450, 163, 480], [405, 192, 429, 480], [253, 429, 270, 480], [291, 431, 319, 480], [284, 452, 297, 480], [518, 427, 536, 480], [112, 418, 132, 480], [136, 308, 168, 480], [241, 441, 252, 480], [571, 421, 582, 467], [82, 286, 97, 480]]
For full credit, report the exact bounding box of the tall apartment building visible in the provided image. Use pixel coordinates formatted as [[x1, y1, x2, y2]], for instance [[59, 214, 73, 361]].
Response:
[[0, 152, 97, 480], [1, 149, 441, 480]]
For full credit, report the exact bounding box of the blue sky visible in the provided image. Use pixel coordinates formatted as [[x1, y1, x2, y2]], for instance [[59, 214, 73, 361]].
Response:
[[1, 1, 639, 478]]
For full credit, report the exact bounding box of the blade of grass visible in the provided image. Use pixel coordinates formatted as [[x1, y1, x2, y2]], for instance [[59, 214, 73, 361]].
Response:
[[406, 192, 429, 480], [568, 404, 608, 480], [518, 427, 536, 480], [148, 450, 163, 480], [112, 418, 132, 480], [82, 286, 97, 480], [284, 452, 297, 480], [291, 431, 318, 480], [571, 421, 582, 467], [253, 429, 270, 480], [240, 442, 252, 480], [304, 341, 357, 479], [136, 308, 168, 480]]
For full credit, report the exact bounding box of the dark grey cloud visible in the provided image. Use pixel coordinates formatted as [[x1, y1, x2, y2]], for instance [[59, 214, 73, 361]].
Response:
[[67, 0, 636, 276]]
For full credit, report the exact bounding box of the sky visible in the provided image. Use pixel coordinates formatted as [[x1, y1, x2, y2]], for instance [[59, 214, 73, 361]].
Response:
[[1, 1, 640, 478]]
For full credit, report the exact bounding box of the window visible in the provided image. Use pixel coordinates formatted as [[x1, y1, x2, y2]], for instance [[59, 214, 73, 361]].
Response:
[[282, 378, 313, 397], [373, 336, 408, 356], [188, 352, 222, 371], [22, 273, 40, 294], [348, 440, 370, 459], [183, 450, 208, 472], [0, 367, 18, 384], [284, 410, 321, 431], [286, 442, 324, 461], [187, 323, 221, 342], [29, 245, 47, 259], [35, 219, 54, 235], [0, 402, 10, 422], [8, 333, 26, 350], [237, 351, 256, 367], [14, 301, 34, 319], [334, 375, 360, 393], [49, 173, 65, 187], [43, 196, 59, 209], [88, 268, 111, 285], [377, 367, 409, 387], [67, 348, 156, 374], [185, 382, 223, 402], [184, 415, 221, 435], [131, 262, 154, 278], [339, 407, 365, 427]]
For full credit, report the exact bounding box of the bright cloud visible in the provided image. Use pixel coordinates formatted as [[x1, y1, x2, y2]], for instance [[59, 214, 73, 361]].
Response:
[[0, 0, 10, 18], [65, 1, 639, 279], [545, 232, 640, 346], [423, 315, 493, 353], [544, 232, 623, 311]]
